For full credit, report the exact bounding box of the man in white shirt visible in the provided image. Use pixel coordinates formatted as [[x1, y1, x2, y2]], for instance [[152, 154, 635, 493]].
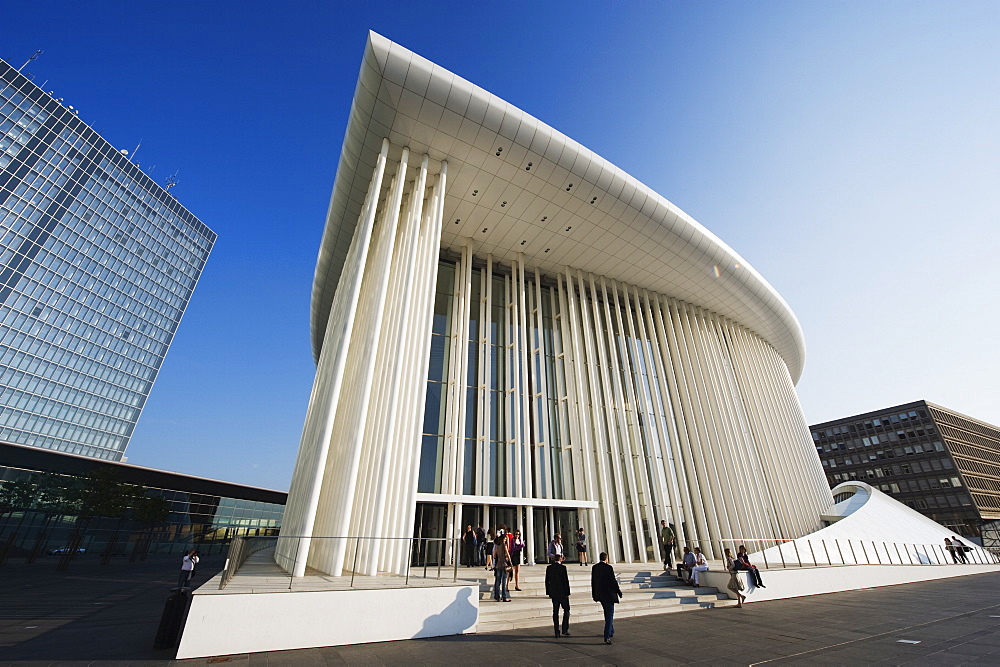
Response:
[[691, 547, 709, 586], [179, 550, 199, 588]]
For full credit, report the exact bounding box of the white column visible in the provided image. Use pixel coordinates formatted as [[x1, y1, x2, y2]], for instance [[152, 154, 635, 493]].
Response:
[[283, 139, 389, 578]]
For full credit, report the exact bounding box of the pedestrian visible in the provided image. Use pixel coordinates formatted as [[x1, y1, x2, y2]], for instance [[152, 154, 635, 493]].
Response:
[[944, 537, 958, 563], [659, 519, 675, 570], [475, 524, 487, 566], [951, 536, 970, 564], [492, 535, 512, 602], [485, 527, 495, 570], [735, 545, 765, 587], [546, 553, 571, 637], [691, 546, 709, 586], [462, 525, 477, 567], [724, 548, 746, 607], [547, 532, 564, 563], [178, 549, 198, 588], [591, 551, 622, 644], [576, 527, 588, 566], [510, 529, 525, 590]]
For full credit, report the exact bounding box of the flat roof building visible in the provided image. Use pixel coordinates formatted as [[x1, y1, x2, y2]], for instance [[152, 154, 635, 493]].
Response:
[[278, 33, 834, 577], [0, 440, 285, 558], [0, 58, 215, 461], [811, 400, 1000, 547]]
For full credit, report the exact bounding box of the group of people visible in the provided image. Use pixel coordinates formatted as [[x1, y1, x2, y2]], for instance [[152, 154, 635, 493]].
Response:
[[545, 550, 623, 644], [945, 535, 972, 563]]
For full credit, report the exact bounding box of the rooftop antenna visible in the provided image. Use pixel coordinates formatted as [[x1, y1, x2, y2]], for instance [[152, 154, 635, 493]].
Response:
[[165, 171, 179, 192], [18, 50, 43, 73]]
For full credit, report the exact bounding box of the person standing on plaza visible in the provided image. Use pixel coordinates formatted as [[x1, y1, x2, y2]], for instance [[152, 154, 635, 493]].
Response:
[[575, 527, 588, 566], [545, 553, 571, 637], [475, 525, 487, 566], [510, 529, 525, 591], [659, 520, 675, 570], [178, 549, 198, 588], [492, 535, 512, 601], [591, 552, 623, 644], [462, 525, 477, 567], [547, 532, 564, 563], [724, 548, 746, 607], [951, 536, 970, 563]]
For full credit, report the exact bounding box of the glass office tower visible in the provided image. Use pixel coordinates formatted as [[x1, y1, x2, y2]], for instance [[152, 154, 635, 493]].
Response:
[[0, 58, 215, 461]]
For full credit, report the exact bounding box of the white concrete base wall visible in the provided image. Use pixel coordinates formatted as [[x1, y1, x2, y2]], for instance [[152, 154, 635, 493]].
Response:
[[176, 585, 478, 659], [704, 563, 1000, 604]]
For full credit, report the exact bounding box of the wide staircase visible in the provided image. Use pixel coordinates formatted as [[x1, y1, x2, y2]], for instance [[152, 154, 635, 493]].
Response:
[[469, 563, 735, 633]]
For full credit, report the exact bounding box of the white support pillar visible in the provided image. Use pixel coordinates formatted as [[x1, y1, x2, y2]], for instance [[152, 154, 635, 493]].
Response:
[[286, 139, 389, 578]]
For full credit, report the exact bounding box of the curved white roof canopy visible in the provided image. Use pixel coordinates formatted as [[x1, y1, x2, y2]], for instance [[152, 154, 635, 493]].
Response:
[[312, 32, 806, 382]]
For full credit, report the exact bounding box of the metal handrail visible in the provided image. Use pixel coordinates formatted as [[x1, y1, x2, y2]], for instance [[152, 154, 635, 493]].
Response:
[[715, 537, 999, 571], [219, 535, 278, 589]]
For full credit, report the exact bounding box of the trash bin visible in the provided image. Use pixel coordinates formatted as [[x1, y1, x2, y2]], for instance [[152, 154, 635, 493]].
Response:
[[154, 587, 192, 649]]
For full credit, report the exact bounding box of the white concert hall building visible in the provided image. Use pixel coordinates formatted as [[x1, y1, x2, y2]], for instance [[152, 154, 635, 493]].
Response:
[[276, 33, 835, 578]]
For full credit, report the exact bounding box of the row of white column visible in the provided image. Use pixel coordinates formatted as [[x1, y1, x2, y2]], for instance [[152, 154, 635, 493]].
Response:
[[280, 137, 832, 575], [278, 142, 447, 577]]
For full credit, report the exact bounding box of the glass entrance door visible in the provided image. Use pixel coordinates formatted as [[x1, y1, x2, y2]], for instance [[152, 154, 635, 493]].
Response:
[[412, 502, 447, 566]]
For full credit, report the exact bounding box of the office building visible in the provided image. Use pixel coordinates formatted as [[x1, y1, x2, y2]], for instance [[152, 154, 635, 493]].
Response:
[[0, 440, 285, 558], [277, 33, 834, 577], [812, 400, 1000, 546], [0, 58, 215, 461]]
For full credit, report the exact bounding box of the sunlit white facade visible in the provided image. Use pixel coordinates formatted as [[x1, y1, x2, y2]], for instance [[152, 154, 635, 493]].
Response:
[[277, 33, 833, 577]]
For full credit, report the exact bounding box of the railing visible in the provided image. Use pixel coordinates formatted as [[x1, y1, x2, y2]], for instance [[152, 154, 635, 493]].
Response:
[[221, 535, 470, 591], [715, 537, 1000, 570], [219, 535, 279, 589]]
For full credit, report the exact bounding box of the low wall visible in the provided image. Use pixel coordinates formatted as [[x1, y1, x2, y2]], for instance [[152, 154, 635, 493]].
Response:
[[176, 585, 478, 659], [702, 563, 1000, 603]]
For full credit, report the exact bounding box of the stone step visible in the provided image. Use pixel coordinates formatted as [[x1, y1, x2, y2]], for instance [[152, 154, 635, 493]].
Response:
[[474, 580, 705, 599], [476, 595, 734, 633], [478, 591, 730, 618]]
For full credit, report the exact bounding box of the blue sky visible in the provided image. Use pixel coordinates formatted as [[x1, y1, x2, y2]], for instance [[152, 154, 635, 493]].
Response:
[[3, 2, 998, 491]]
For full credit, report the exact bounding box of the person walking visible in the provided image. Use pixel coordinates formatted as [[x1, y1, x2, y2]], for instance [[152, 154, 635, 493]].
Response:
[[178, 549, 198, 588], [659, 520, 675, 570], [951, 536, 970, 563], [546, 553, 571, 637], [510, 530, 525, 591], [547, 533, 564, 563], [724, 548, 746, 607], [492, 536, 512, 602], [591, 552, 623, 644]]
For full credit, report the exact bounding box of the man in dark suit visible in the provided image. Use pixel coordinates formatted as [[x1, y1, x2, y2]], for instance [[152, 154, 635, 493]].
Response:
[[591, 551, 623, 644], [545, 553, 571, 637]]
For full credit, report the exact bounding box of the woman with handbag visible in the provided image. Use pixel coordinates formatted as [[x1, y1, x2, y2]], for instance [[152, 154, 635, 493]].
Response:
[[492, 535, 512, 602], [725, 548, 746, 607]]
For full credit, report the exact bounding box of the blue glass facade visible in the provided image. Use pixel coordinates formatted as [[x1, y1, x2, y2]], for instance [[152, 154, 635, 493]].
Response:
[[0, 59, 215, 460]]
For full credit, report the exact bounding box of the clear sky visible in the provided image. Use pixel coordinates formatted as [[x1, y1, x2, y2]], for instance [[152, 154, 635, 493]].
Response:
[[3, 1, 998, 491]]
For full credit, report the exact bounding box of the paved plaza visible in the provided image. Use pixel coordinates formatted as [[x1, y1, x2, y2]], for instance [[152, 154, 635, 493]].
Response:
[[3, 558, 1000, 665]]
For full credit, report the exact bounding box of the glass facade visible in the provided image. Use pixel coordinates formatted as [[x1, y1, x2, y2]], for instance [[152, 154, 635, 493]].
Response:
[[0, 59, 215, 460], [0, 442, 284, 558]]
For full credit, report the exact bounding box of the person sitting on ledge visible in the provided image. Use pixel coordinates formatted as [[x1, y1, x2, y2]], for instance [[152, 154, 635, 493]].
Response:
[[677, 546, 695, 583], [735, 544, 765, 587]]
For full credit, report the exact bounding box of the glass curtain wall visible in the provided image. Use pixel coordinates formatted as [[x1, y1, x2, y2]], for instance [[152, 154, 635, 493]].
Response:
[[418, 258, 674, 561]]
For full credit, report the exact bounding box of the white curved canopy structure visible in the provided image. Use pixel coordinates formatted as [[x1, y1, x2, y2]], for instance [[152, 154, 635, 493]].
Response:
[[280, 33, 832, 578], [311, 32, 805, 383]]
